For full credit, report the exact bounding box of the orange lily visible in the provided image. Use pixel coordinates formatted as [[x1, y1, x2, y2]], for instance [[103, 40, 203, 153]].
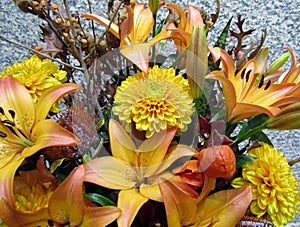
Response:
[[159, 176, 252, 227], [0, 157, 57, 226], [49, 165, 121, 227], [206, 48, 296, 123], [0, 162, 120, 227], [149, 4, 205, 68], [83, 119, 196, 227], [81, 3, 154, 73], [0, 76, 81, 206]]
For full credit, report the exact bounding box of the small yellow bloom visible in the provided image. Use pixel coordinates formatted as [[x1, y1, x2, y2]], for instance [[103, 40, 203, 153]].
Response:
[[232, 143, 300, 227], [113, 65, 194, 137], [0, 55, 67, 105]]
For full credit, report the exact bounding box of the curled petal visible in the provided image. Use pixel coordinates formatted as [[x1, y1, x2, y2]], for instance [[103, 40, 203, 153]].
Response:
[[81, 13, 120, 39], [159, 176, 198, 227], [0, 154, 24, 206], [22, 119, 80, 158], [35, 83, 82, 124], [49, 165, 85, 225]]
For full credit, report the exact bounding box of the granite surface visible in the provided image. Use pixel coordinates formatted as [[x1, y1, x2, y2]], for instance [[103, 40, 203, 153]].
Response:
[[0, 0, 299, 225]]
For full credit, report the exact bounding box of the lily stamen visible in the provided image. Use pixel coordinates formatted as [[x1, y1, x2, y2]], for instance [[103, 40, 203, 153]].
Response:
[[0, 131, 7, 138], [240, 68, 246, 79], [264, 80, 271, 90], [245, 70, 251, 82], [258, 74, 265, 88]]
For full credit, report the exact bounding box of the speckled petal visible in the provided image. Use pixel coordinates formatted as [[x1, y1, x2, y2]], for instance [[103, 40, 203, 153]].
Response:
[[0, 76, 34, 137]]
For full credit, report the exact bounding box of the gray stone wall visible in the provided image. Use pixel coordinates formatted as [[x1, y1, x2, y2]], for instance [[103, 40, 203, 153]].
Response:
[[0, 0, 299, 225]]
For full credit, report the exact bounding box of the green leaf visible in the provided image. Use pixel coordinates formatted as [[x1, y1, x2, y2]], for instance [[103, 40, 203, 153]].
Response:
[[250, 131, 273, 146], [83, 193, 116, 206], [236, 155, 256, 169], [247, 114, 269, 129]]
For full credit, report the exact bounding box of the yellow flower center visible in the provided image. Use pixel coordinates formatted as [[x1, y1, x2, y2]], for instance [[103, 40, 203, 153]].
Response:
[[14, 181, 54, 214], [131, 98, 180, 137]]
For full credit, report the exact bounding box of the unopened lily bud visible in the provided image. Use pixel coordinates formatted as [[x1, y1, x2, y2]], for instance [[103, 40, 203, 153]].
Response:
[[266, 51, 290, 75], [149, 0, 160, 15], [186, 25, 207, 99], [266, 102, 300, 130]]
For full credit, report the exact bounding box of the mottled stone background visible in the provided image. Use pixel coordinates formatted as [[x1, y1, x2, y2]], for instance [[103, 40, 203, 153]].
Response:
[[0, 0, 299, 225]]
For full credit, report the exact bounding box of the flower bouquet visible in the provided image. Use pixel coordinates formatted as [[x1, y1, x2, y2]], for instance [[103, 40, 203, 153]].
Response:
[[0, 0, 299, 226]]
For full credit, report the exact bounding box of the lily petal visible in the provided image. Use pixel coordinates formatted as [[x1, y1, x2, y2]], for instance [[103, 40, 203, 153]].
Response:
[[81, 13, 120, 39], [165, 3, 187, 31], [186, 6, 204, 33], [109, 119, 136, 165], [84, 156, 137, 190], [159, 176, 198, 227], [49, 165, 85, 225], [22, 119, 80, 158], [120, 43, 151, 73], [0, 154, 24, 206], [196, 185, 252, 227], [0, 76, 34, 137], [139, 126, 177, 173], [35, 83, 82, 124], [230, 103, 276, 122], [117, 188, 148, 227], [81, 206, 121, 227], [206, 71, 236, 119], [129, 3, 154, 44], [144, 144, 195, 177], [139, 182, 162, 202]]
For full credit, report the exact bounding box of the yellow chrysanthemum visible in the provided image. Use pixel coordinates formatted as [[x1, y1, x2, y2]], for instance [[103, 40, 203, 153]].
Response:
[[232, 143, 299, 227], [0, 55, 67, 112], [113, 65, 194, 137], [13, 170, 56, 214]]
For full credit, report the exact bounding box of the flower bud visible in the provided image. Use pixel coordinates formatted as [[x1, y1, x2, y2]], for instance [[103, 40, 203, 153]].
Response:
[[266, 102, 300, 130], [266, 51, 290, 75], [148, 0, 160, 15]]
